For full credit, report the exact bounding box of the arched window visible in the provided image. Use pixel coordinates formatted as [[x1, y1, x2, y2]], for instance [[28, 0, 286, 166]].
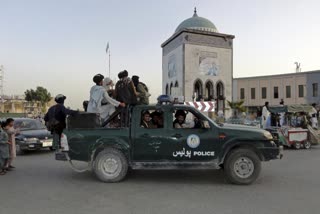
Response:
[[194, 79, 203, 101], [170, 82, 173, 95], [205, 80, 214, 101], [175, 81, 179, 87], [216, 81, 224, 98], [165, 84, 169, 95], [216, 81, 225, 112]]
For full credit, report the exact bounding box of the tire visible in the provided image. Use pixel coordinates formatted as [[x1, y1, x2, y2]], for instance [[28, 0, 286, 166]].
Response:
[[93, 148, 128, 183], [224, 148, 261, 185], [303, 141, 311, 149], [294, 142, 301, 150], [49, 147, 55, 151], [16, 144, 25, 155]]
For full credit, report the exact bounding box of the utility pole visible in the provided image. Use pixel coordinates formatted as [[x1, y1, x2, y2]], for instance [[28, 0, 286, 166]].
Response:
[[0, 65, 4, 113], [0, 65, 4, 100]]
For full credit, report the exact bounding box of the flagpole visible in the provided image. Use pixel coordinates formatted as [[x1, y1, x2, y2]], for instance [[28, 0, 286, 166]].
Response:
[[109, 49, 111, 77]]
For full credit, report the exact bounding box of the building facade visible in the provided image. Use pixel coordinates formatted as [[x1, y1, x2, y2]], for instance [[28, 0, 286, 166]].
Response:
[[233, 70, 320, 110], [0, 95, 55, 117], [161, 9, 234, 117]]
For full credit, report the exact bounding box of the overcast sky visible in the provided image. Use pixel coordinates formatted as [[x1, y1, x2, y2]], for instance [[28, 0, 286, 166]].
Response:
[[1, 0, 319, 108]]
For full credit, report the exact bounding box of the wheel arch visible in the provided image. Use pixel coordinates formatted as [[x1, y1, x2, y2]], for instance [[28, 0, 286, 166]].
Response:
[[91, 138, 130, 162], [219, 142, 265, 166]]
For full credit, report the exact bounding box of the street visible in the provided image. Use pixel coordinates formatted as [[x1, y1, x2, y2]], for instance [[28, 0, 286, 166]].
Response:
[[1, 147, 320, 214]]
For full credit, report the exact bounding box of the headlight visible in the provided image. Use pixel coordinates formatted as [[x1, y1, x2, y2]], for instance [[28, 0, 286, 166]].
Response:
[[263, 131, 273, 140]]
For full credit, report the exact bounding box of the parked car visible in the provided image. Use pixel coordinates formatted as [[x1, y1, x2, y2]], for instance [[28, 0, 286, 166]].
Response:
[[13, 118, 53, 155]]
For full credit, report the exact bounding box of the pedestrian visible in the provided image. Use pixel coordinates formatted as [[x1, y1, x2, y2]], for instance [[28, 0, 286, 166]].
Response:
[[262, 102, 270, 129], [44, 94, 78, 151], [3, 118, 16, 169], [216, 110, 225, 124], [87, 74, 125, 122], [279, 100, 285, 127], [310, 103, 318, 129], [0, 122, 9, 175], [132, 75, 151, 105], [115, 70, 138, 105]]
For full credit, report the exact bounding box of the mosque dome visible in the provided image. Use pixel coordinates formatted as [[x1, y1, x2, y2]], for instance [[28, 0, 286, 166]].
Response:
[[175, 8, 218, 33]]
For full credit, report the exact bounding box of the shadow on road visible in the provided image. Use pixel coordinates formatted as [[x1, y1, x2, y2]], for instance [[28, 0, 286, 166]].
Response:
[[18, 149, 54, 156], [68, 168, 227, 185]]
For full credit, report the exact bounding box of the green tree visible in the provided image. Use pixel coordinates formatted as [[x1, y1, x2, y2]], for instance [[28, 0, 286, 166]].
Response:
[[24, 86, 52, 113], [227, 100, 246, 118]]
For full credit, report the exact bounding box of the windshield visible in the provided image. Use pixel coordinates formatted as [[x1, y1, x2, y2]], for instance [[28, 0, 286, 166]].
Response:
[[14, 120, 46, 130]]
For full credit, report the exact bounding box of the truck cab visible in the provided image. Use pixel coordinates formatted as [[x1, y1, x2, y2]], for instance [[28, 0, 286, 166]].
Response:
[[60, 103, 283, 185]]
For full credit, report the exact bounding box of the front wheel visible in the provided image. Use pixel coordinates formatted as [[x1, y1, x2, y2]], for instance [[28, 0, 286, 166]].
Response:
[[294, 141, 301, 149], [224, 148, 261, 185], [93, 148, 128, 183]]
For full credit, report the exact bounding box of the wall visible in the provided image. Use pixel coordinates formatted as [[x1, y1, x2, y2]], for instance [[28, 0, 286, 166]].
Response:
[[162, 45, 184, 96], [184, 44, 232, 101], [306, 72, 320, 104]]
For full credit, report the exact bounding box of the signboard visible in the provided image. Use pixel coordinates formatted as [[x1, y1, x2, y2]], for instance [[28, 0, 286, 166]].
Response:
[[184, 101, 215, 112]]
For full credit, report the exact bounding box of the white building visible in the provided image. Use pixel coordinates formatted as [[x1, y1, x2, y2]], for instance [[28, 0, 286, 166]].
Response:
[[233, 70, 320, 111], [161, 8, 235, 117]]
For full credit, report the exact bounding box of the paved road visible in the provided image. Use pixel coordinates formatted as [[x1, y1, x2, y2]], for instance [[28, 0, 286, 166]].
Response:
[[1, 147, 320, 214]]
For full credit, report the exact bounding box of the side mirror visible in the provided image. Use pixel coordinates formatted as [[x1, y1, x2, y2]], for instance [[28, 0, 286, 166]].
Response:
[[202, 120, 210, 129]]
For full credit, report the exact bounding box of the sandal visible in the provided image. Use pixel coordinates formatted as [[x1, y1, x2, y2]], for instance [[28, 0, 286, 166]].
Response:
[[9, 165, 15, 169], [0, 170, 6, 175]]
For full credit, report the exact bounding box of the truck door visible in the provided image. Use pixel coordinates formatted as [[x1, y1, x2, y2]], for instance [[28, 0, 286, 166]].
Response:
[[164, 108, 220, 161], [132, 108, 171, 161]]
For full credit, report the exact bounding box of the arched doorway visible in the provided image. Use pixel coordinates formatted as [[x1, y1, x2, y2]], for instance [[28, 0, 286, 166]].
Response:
[[170, 82, 173, 95], [205, 80, 214, 101], [165, 84, 169, 95], [216, 81, 225, 112], [194, 79, 203, 101]]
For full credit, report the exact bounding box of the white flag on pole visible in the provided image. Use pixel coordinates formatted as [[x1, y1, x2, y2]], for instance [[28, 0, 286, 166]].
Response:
[[106, 42, 109, 53]]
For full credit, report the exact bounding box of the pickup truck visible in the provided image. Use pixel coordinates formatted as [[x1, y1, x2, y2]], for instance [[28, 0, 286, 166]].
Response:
[[59, 103, 283, 185]]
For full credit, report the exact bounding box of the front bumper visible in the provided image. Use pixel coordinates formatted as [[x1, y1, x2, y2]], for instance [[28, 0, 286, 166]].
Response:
[[260, 145, 284, 161], [19, 139, 53, 151]]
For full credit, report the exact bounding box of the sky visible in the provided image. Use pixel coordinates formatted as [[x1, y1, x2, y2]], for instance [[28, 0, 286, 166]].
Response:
[[1, 0, 319, 109]]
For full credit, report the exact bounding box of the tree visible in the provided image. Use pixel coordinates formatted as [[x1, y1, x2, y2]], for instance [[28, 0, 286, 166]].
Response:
[[24, 86, 52, 113], [227, 100, 246, 118]]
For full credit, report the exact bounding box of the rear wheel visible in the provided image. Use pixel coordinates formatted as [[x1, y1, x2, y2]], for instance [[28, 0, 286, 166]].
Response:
[[93, 148, 128, 183], [303, 141, 311, 149], [224, 148, 261, 185]]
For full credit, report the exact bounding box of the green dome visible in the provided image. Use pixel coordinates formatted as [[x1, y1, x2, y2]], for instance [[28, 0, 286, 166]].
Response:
[[175, 9, 218, 33]]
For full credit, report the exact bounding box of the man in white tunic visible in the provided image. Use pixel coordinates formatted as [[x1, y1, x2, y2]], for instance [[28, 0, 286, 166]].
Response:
[[309, 103, 318, 129], [87, 74, 125, 122]]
